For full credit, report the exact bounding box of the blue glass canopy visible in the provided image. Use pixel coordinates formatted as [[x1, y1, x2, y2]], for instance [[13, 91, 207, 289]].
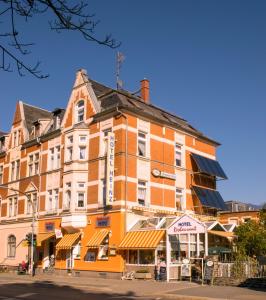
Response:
[[191, 153, 228, 179], [193, 186, 227, 211]]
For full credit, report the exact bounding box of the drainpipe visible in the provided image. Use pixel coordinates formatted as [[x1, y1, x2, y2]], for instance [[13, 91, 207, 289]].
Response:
[[115, 106, 128, 235]]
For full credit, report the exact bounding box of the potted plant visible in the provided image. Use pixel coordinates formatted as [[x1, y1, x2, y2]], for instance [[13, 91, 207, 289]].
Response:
[[134, 269, 152, 279]]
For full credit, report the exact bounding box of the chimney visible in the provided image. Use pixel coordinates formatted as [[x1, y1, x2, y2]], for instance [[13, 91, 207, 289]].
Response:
[[140, 79, 150, 103]]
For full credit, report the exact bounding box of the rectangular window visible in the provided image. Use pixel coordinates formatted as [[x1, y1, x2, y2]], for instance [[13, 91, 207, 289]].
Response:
[[138, 132, 146, 157], [26, 195, 31, 215], [49, 148, 54, 170], [13, 197, 17, 216], [175, 188, 183, 211], [77, 192, 85, 208], [79, 146, 86, 160], [9, 199, 12, 217], [11, 162, 15, 181], [48, 190, 53, 212], [84, 251, 96, 262], [16, 160, 20, 180], [28, 153, 39, 175], [55, 146, 60, 168], [79, 135, 87, 143], [138, 180, 147, 206], [13, 131, 17, 147], [28, 155, 33, 176], [54, 189, 59, 210], [175, 143, 182, 167], [139, 250, 155, 264], [103, 129, 111, 155], [0, 165, 3, 184], [77, 182, 85, 188], [102, 179, 106, 205], [67, 146, 73, 161]]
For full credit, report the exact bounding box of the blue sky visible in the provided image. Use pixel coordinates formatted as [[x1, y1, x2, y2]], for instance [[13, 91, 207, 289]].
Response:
[[0, 1, 265, 205]]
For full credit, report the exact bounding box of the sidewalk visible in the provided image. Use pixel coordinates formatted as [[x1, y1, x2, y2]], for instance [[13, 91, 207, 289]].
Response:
[[0, 273, 265, 300]]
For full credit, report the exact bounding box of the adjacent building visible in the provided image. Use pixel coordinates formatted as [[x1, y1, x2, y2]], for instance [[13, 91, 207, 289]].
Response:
[[0, 69, 229, 277]]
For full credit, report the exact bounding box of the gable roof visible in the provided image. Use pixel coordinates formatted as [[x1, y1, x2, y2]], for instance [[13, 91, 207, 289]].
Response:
[[23, 103, 52, 132]]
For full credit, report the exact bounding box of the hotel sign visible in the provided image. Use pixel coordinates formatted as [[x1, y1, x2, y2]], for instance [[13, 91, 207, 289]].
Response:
[[168, 214, 206, 235], [106, 132, 115, 205], [152, 168, 176, 180]]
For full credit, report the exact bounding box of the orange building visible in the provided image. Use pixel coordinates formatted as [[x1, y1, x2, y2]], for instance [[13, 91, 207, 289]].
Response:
[[0, 69, 228, 277]]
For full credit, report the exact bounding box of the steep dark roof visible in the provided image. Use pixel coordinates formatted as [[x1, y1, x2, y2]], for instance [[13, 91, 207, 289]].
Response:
[[90, 80, 112, 98], [23, 103, 52, 132], [95, 87, 219, 145]]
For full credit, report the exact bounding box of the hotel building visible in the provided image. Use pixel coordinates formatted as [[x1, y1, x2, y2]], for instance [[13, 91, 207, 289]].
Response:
[[0, 69, 229, 278]]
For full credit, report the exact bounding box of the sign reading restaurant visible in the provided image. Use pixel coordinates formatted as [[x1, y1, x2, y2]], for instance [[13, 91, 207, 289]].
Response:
[[106, 132, 115, 205]]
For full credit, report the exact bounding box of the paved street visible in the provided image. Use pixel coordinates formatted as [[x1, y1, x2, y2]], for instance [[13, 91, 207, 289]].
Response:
[[0, 273, 265, 300]]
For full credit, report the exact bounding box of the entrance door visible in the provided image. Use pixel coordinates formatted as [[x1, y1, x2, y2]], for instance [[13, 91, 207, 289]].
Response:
[[66, 250, 73, 269]]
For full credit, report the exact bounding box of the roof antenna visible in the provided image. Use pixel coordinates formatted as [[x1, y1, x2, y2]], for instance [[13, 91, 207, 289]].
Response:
[[116, 52, 125, 90]]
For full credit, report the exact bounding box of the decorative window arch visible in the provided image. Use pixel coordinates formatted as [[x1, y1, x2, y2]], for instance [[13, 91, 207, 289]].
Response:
[[7, 235, 16, 258], [76, 100, 85, 123]]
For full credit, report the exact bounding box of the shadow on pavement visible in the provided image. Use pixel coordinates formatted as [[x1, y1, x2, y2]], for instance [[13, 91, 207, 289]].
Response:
[[0, 281, 152, 300]]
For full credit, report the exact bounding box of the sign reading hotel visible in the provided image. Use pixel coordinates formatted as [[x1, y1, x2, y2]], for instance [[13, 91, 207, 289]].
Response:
[[106, 132, 115, 205], [168, 214, 206, 235]]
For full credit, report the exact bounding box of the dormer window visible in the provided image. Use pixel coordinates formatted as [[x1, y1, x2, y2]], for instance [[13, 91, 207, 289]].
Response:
[[76, 100, 84, 123]]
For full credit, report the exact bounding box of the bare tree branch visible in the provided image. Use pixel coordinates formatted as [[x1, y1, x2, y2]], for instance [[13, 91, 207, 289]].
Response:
[[0, 0, 121, 78]]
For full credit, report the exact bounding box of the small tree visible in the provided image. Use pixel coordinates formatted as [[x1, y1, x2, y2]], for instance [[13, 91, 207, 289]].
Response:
[[235, 209, 266, 257]]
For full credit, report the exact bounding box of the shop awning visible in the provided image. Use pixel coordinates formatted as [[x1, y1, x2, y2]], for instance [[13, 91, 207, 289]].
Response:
[[119, 230, 165, 250], [37, 232, 55, 247], [56, 232, 81, 250], [208, 230, 235, 240], [191, 153, 227, 179], [86, 229, 109, 248], [193, 186, 227, 211]]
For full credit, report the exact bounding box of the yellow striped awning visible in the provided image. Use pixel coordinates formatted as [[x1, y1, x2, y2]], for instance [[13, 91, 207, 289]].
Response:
[[87, 229, 109, 248], [56, 232, 81, 250], [119, 230, 165, 250], [37, 232, 55, 247], [208, 230, 235, 239]]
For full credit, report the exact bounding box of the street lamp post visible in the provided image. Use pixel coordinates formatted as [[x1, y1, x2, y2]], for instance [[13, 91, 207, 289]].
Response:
[[0, 185, 37, 276]]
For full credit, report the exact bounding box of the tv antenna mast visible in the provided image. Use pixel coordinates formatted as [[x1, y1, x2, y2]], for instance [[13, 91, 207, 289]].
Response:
[[116, 52, 125, 90]]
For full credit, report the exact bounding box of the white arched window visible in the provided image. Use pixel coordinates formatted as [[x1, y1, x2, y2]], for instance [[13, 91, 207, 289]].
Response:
[[76, 100, 85, 123], [7, 235, 16, 258]]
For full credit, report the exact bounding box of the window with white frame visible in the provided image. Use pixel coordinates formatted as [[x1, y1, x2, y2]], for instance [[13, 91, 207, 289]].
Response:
[[16, 160, 20, 180], [79, 135, 87, 143], [7, 235, 16, 258], [49, 148, 54, 170], [55, 146, 60, 169], [103, 128, 111, 155], [175, 143, 182, 167], [10, 162, 15, 181], [0, 165, 3, 184], [46, 189, 59, 212], [13, 131, 17, 147], [138, 131, 146, 157], [175, 188, 183, 211], [77, 182, 85, 208], [8, 197, 17, 217], [101, 179, 106, 206], [26, 193, 37, 215], [79, 146, 86, 160], [64, 182, 71, 210], [66, 135, 73, 162], [76, 100, 85, 123], [28, 153, 39, 176], [138, 180, 147, 206]]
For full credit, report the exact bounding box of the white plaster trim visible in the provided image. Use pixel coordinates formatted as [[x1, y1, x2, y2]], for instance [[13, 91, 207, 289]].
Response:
[[185, 146, 216, 160]]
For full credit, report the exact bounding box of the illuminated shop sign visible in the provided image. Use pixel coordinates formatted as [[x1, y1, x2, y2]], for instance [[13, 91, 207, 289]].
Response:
[[152, 169, 176, 180], [106, 132, 115, 205]]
